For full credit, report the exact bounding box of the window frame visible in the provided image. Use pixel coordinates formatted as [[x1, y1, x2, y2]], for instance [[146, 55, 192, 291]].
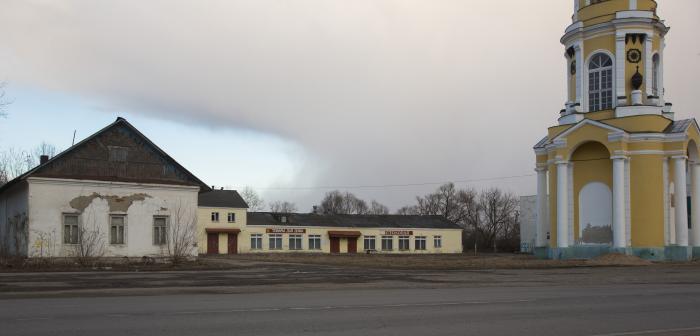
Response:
[[308, 235, 322, 250], [227, 212, 236, 223], [289, 234, 303, 250], [109, 215, 127, 245], [211, 212, 220, 222], [652, 53, 660, 96], [381, 236, 393, 251], [153, 216, 168, 246], [250, 233, 263, 250], [269, 233, 283, 250], [587, 52, 614, 112], [415, 236, 426, 251], [363, 236, 376, 251], [62, 213, 80, 245], [433, 235, 442, 249], [398, 236, 410, 251]]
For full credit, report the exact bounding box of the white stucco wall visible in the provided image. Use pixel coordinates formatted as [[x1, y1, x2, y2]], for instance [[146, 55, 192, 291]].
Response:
[[26, 177, 199, 258], [0, 182, 29, 256]]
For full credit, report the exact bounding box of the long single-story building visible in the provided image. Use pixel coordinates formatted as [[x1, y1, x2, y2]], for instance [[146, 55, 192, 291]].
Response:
[[198, 190, 463, 254]]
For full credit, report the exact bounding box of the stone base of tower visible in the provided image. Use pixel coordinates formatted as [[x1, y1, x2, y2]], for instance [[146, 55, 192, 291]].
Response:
[[535, 246, 696, 261]]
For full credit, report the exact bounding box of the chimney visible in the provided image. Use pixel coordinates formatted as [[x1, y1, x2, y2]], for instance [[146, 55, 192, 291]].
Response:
[[211, 185, 215, 190], [220, 187, 224, 190], [40, 155, 49, 165]]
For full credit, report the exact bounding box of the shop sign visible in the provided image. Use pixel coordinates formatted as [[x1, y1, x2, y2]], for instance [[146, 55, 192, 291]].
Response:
[[383, 230, 413, 236], [266, 228, 306, 234]]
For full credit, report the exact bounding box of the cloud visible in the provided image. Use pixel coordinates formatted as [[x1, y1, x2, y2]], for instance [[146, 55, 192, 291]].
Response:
[[1, 0, 698, 210]]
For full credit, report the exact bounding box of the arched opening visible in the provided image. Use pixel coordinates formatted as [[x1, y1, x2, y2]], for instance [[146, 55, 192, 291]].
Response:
[[652, 53, 660, 97], [579, 182, 613, 244], [571, 141, 613, 245], [588, 53, 614, 111]]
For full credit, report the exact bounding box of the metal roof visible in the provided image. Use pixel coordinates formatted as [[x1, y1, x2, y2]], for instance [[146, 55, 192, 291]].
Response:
[[248, 212, 462, 230], [198, 190, 248, 208]]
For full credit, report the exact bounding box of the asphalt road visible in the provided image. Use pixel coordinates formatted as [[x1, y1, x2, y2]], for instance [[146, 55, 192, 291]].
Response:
[[3, 284, 700, 336]]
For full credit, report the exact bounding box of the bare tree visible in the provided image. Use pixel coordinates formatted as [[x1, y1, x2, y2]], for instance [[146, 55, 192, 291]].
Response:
[[33, 142, 58, 161], [395, 205, 419, 215], [71, 210, 106, 266], [368, 200, 389, 215], [240, 187, 265, 211], [477, 188, 518, 252], [319, 190, 369, 215], [269, 201, 297, 213], [0, 82, 11, 118], [166, 201, 197, 264], [0, 148, 35, 184]]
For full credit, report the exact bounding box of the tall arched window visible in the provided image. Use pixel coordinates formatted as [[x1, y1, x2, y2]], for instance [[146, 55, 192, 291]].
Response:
[[652, 54, 660, 96], [588, 53, 613, 111]]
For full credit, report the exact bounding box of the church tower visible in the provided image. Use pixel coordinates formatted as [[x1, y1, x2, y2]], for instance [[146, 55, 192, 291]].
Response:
[[533, 0, 700, 260]]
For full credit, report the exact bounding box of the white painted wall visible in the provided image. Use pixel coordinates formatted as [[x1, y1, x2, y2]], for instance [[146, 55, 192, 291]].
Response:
[[26, 178, 199, 258], [0, 182, 29, 257]]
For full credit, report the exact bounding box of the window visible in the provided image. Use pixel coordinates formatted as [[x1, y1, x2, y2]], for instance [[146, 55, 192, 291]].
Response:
[[289, 234, 303, 250], [269, 234, 282, 250], [108, 146, 129, 162], [110, 215, 126, 245], [280, 215, 288, 223], [434, 235, 442, 248], [309, 235, 321, 250], [364, 236, 376, 250], [227, 212, 236, 223], [652, 53, 660, 96], [63, 214, 79, 244], [588, 53, 613, 111], [381, 236, 393, 251], [415, 236, 426, 250], [153, 217, 167, 245], [251, 234, 263, 249], [211, 212, 219, 222], [398, 236, 410, 251]]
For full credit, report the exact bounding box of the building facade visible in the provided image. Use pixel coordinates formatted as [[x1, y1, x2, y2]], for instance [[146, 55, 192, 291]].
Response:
[[198, 192, 463, 254], [533, 0, 699, 260], [0, 118, 208, 258]]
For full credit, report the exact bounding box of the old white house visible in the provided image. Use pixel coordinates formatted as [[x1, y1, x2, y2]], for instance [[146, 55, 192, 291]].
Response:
[[0, 118, 209, 258]]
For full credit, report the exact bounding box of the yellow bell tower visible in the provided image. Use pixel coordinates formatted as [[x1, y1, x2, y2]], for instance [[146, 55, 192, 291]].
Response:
[[533, 0, 700, 261]]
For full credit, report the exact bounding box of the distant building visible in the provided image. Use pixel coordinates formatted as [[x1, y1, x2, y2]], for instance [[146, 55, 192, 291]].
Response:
[[0, 118, 209, 258], [532, 1, 699, 260], [198, 191, 463, 254]]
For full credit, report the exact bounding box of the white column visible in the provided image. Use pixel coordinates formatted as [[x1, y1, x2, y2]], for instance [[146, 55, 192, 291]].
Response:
[[536, 167, 548, 247], [691, 162, 700, 246], [573, 0, 580, 21], [574, 43, 583, 111], [557, 161, 569, 248], [674, 156, 689, 246], [616, 33, 627, 106], [612, 156, 628, 248], [644, 34, 654, 99], [629, 0, 637, 10]]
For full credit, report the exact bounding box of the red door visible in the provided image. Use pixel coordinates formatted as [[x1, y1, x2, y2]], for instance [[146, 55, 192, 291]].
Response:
[[330, 237, 340, 253], [347, 238, 357, 254], [227, 233, 238, 254], [207, 233, 219, 254]]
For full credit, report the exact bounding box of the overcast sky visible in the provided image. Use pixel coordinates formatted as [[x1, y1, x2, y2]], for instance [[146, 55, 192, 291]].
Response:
[[0, 0, 698, 211]]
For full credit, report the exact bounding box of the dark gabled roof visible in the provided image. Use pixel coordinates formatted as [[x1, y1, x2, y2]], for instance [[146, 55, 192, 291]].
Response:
[[248, 212, 462, 230], [199, 190, 248, 208], [664, 118, 697, 134], [0, 117, 211, 193], [533, 136, 549, 149]]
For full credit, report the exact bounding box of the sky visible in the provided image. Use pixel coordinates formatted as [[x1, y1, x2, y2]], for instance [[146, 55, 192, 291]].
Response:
[[0, 0, 698, 212]]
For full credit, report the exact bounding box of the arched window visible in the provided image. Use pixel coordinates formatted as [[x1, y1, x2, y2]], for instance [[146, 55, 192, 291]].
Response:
[[652, 54, 660, 96], [588, 53, 613, 111]]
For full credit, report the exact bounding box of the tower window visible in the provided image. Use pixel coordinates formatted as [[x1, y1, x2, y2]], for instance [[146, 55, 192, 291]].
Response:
[[588, 53, 613, 111], [652, 54, 660, 96]]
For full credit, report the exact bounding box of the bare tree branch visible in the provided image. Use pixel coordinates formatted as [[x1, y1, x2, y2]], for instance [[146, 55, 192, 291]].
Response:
[[240, 187, 265, 212]]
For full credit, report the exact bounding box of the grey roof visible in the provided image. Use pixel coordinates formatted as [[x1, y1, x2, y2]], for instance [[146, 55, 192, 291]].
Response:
[[199, 190, 248, 208], [248, 212, 462, 230], [664, 119, 696, 134], [533, 136, 549, 149]]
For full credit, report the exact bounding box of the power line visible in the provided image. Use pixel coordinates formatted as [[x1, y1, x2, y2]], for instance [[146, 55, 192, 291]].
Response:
[[234, 173, 536, 191]]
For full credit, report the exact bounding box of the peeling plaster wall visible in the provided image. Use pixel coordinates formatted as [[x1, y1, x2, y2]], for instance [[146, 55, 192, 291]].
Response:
[[26, 177, 198, 258]]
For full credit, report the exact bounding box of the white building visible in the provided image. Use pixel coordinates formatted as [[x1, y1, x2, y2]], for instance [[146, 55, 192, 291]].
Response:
[[0, 118, 209, 258]]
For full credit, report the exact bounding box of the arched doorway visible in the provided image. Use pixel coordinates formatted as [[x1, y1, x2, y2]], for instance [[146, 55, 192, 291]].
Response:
[[571, 141, 613, 245], [579, 182, 613, 244]]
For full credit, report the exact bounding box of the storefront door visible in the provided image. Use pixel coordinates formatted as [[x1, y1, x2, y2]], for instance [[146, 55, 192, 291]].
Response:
[[207, 233, 219, 254], [330, 237, 340, 253], [227, 233, 238, 254], [347, 238, 357, 254]]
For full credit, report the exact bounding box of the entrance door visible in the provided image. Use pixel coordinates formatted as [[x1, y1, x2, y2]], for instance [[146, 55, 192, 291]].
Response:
[[347, 238, 357, 254], [330, 237, 340, 253], [227, 233, 238, 254], [207, 233, 219, 254]]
